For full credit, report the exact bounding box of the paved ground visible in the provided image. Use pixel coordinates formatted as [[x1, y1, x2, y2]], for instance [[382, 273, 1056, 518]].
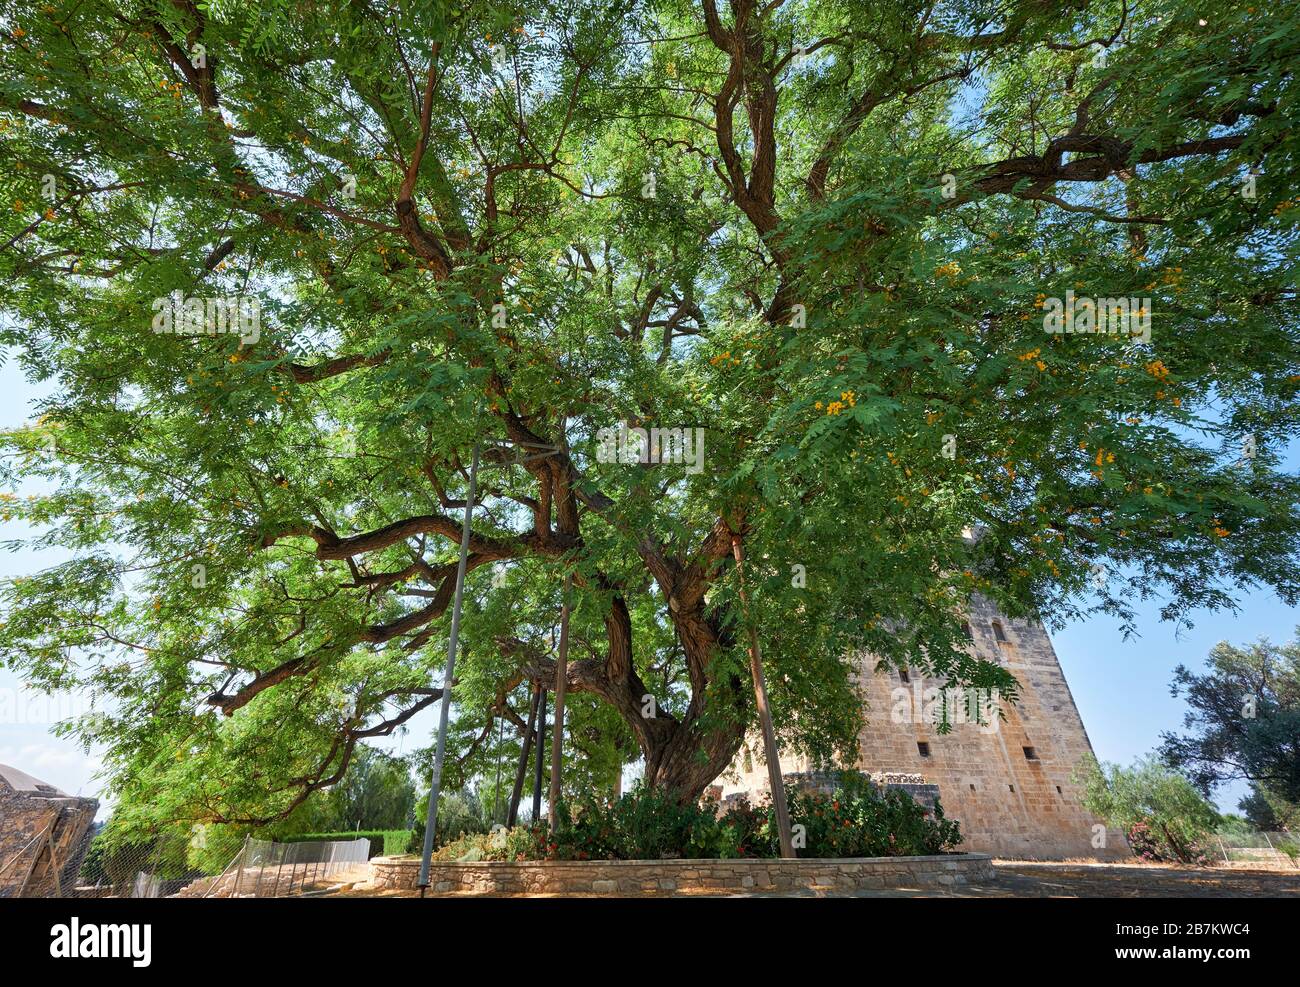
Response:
[[961, 861, 1300, 898], [332, 861, 1300, 898], [666, 862, 1300, 897]]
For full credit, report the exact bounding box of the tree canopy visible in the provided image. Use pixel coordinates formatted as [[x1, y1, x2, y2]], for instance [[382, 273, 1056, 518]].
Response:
[[1161, 631, 1300, 824], [1, 0, 1298, 832]]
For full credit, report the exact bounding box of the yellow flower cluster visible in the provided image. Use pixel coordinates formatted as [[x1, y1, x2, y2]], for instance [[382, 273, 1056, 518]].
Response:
[[1018, 347, 1047, 371], [935, 261, 962, 279], [709, 350, 740, 367], [818, 390, 856, 416]]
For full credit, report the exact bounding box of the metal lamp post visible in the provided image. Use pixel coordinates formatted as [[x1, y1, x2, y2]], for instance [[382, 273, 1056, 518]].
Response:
[[417, 444, 479, 894], [416, 438, 561, 894]]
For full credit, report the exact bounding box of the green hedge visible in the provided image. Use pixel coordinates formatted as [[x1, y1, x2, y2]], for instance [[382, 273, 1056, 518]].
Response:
[[281, 830, 412, 858]]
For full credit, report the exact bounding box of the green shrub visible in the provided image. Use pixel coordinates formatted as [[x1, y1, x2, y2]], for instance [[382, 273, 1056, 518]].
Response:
[[406, 789, 490, 854], [406, 774, 961, 862], [1276, 837, 1300, 866], [431, 826, 544, 862], [546, 772, 961, 860], [549, 783, 728, 860], [78, 829, 202, 891], [782, 775, 962, 858], [1074, 754, 1220, 864]]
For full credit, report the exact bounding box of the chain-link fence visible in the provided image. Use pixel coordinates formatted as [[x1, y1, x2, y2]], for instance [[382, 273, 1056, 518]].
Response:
[[0, 830, 196, 898], [192, 838, 372, 897], [1213, 831, 1300, 868], [2, 826, 371, 898]]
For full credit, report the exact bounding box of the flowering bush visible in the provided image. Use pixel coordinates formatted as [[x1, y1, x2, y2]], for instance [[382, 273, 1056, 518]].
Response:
[[1125, 820, 1211, 866], [428, 774, 962, 861], [778, 772, 962, 858], [545, 772, 961, 860]]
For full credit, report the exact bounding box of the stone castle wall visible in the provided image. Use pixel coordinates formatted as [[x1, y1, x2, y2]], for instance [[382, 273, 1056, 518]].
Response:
[[0, 780, 98, 896], [718, 597, 1129, 860]]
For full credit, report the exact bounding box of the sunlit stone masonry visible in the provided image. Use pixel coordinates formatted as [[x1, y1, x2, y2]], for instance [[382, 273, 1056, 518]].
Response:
[[0, 763, 99, 896], [716, 596, 1130, 860]]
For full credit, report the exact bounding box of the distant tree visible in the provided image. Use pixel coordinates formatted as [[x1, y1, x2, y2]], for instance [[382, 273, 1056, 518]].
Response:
[[315, 744, 416, 831], [1074, 754, 1220, 864], [1160, 634, 1300, 825], [407, 785, 489, 854], [1239, 784, 1299, 832], [1214, 812, 1254, 838]]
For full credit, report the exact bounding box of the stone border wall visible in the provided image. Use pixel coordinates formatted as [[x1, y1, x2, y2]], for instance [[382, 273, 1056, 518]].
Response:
[[367, 853, 995, 895]]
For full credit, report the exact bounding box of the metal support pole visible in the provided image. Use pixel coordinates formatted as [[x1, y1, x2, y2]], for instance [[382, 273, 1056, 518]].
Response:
[[731, 534, 796, 858], [418, 445, 480, 893], [269, 843, 284, 898], [492, 715, 505, 826], [531, 688, 548, 823], [234, 834, 249, 896], [507, 685, 541, 827], [548, 572, 573, 835]]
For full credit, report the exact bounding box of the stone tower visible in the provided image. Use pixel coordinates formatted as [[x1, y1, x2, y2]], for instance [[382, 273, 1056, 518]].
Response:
[[717, 596, 1130, 860]]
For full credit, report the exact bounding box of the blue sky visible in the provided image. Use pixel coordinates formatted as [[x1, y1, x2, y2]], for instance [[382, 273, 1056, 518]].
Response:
[[1, 361, 1295, 816]]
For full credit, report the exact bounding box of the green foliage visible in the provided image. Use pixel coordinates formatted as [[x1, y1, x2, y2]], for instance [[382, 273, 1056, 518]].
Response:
[[1276, 836, 1300, 865], [1123, 819, 1211, 866], [551, 782, 732, 859], [78, 828, 202, 889], [430, 826, 544, 863], [542, 773, 960, 860], [1239, 784, 1300, 831], [1215, 813, 1255, 838], [309, 746, 417, 832], [781, 774, 962, 858], [1074, 754, 1221, 864], [406, 787, 491, 854], [1161, 632, 1300, 826]]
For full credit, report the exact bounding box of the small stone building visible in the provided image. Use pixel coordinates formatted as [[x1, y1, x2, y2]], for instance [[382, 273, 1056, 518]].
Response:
[[717, 597, 1130, 860], [0, 763, 99, 896]]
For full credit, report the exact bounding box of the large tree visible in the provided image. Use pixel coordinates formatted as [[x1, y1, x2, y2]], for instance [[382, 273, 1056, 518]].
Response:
[[1, 0, 1298, 831], [1161, 632, 1300, 821]]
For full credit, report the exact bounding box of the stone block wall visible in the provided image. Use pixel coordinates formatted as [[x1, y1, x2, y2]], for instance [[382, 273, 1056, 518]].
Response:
[[0, 789, 98, 896], [367, 853, 996, 895], [718, 596, 1129, 860]]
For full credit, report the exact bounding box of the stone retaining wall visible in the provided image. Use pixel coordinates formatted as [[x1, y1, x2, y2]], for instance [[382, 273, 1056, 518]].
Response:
[[0, 783, 98, 897], [367, 853, 995, 895]]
